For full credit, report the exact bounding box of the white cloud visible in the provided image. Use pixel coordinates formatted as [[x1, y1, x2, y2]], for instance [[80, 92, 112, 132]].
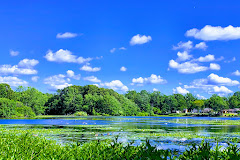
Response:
[[173, 41, 193, 50], [177, 51, 192, 61], [186, 25, 240, 41], [153, 88, 158, 91], [101, 80, 128, 92], [0, 58, 39, 75], [198, 54, 215, 62], [66, 70, 80, 80], [56, 32, 78, 39], [120, 66, 127, 72], [9, 50, 19, 56], [184, 73, 238, 96], [80, 64, 101, 72], [119, 47, 126, 50], [211, 86, 233, 94], [173, 86, 189, 95], [110, 48, 116, 53], [169, 60, 208, 74], [131, 74, 167, 86], [18, 59, 39, 68], [31, 76, 39, 82], [66, 70, 74, 77], [0, 76, 28, 87], [44, 49, 92, 64], [232, 70, 240, 76], [130, 34, 152, 45], [196, 94, 206, 99], [224, 57, 236, 63], [209, 63, 220, 70], [195, 42, 208, 50], [207, 73, 239, 86], [83, 76, 101, 83], [216, 56, 225, 61], [0, 65, 37, 75], [44, 74, 72, 90]]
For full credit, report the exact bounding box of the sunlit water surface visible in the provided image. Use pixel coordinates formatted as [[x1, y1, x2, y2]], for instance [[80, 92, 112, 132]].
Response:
[[2, 116, 240, 151]]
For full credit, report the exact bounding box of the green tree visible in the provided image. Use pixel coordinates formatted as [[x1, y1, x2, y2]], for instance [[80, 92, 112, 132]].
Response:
[[205, 94, 228, 112], [0, 83, 15, 100], [192, 100, 204, 110], [16, 87, 48, 115]]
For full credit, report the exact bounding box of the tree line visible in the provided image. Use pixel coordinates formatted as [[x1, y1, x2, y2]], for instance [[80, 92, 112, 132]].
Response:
[[0, 83, 240, 117]]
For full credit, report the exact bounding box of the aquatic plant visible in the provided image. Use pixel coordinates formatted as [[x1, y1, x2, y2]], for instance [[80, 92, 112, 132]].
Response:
[[0, 131, 240, 159]]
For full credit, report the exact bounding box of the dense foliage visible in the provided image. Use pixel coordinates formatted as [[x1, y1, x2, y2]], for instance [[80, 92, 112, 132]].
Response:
[[1, 132, 240, 160], [1, 83, 240, 117], [0, 98, 35, 118]]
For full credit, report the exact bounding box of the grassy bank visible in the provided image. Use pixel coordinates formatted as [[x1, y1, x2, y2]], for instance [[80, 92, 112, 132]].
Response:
[[0, 131, 240, 159]]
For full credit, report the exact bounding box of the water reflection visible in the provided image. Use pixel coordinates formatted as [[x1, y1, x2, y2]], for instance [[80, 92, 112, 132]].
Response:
[[1, 116, 240, 151]]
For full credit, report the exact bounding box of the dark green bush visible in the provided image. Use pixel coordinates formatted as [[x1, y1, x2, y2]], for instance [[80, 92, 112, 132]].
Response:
[[0, 98, 35, 118]]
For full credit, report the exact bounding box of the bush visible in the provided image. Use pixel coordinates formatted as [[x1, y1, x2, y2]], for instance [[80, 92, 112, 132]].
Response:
[[137, 111, 149, 116], [0, 98, 35, 118], [74, 111, 87, 116]]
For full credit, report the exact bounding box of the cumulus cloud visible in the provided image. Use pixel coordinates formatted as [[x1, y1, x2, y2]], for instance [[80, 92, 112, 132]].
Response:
[[184, 73, 238, 96], [232, 70, 240, 76], [186, 25, 240, 41], [153, 88, 158, 91], [173, 41, 193, 50], [44, 49, 92, 64], [131, 74, 167, 86], [44, 70, 81, 90], [31, 76, 39, 82], [18, 59, 39, 68], [120, 66, 127, 72], [0, 76, 28, 87], [211, 86, 233, 94], [173, 86, 189, 95], [130, 34, 152, 45], [169, 60, 208, 74], [9, 50, 19, 56], [66, 70, 80, 80], [56, 32, 78, 39], [207, 73, 239, 86], [0, 58, 39, 75], [83, 76, 101, 83], [0, 65, 37, 75], [197, 54, 215, 62], [177, 51, 192, 61], [101, 80, 128, 92], [195, 42, 208, 50], [44, 74, 72, 90], [196, 94, 206, 99], [80, 64, 101, 72], [209, 63, 220, 70]]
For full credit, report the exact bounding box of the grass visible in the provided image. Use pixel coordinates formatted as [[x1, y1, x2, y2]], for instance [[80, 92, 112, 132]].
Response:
[[1, 130, 240, 159]]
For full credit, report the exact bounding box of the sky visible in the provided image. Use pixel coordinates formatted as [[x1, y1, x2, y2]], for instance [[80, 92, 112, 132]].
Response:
[[1, 0, 240, 98]]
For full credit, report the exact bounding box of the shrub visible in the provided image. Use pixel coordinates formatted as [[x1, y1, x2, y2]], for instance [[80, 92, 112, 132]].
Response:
[[0, 98, 35, 118], [74, 111, 87, 116]]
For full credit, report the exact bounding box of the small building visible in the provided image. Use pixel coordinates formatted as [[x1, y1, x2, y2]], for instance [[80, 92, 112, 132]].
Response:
[[222, 108, 240, 114], [183, 109, 188, 113], [176, 110, 181, 114], [202, 108, 212, 113], [191, 109, 198, 113]]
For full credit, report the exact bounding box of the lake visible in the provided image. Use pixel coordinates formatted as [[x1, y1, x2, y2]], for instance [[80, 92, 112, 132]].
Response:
[[1, 116, 240, 151]]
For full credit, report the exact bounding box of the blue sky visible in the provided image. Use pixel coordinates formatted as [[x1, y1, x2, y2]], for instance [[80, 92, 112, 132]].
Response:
[[1, 0, 240, 98]]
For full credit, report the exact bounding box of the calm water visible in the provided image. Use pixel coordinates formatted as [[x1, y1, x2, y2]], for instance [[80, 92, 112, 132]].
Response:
[[2, 116, 240, 151]]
